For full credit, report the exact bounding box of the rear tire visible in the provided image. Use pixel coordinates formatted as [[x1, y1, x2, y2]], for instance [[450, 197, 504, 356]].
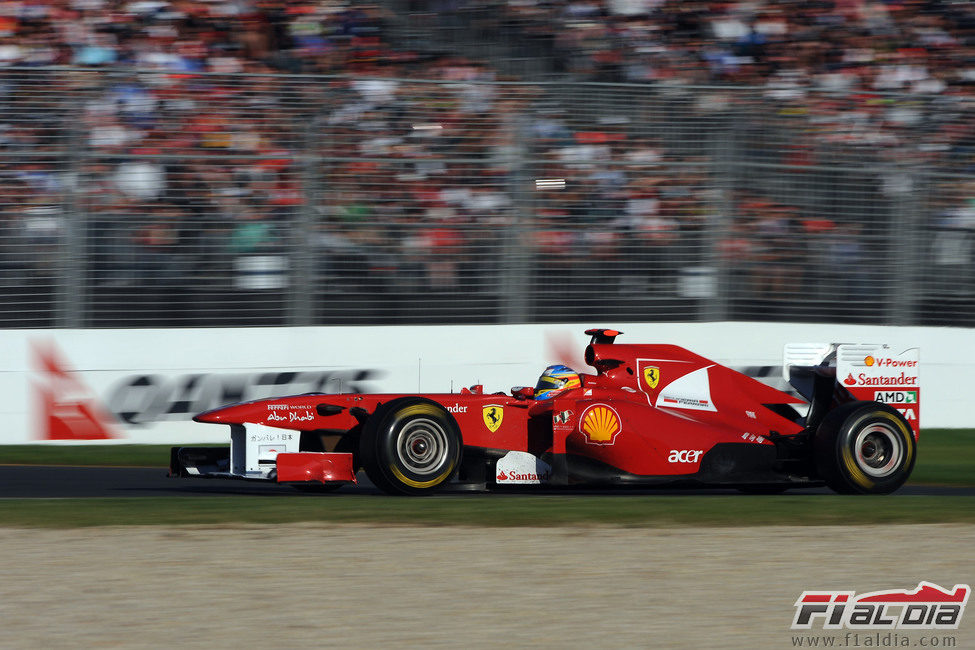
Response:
[[813, 402, 916, 494], [359, 397, 462, 495]]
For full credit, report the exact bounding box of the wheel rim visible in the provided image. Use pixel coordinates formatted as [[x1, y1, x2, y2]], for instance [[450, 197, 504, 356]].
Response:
[[395, 417, 450, 476], [854, 423, 903, 478]]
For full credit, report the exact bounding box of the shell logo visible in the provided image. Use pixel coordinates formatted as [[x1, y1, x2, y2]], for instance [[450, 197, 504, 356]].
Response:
[[580, 404, 622, 446], [864, 356, 875, 366]]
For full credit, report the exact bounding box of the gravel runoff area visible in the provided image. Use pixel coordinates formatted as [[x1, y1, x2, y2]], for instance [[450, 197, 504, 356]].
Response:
[[1, 524, 972, 649]]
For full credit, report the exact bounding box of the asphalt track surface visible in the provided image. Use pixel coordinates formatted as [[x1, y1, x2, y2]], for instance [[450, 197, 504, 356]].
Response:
[[1, 465, 972, 497]]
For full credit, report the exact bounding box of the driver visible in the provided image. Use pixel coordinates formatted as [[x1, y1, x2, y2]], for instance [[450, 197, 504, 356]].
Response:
[[534, 364, 582, 400]]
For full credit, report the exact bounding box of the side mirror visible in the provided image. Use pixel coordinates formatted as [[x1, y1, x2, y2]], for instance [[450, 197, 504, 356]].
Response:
[[511, 386, 534, 400]]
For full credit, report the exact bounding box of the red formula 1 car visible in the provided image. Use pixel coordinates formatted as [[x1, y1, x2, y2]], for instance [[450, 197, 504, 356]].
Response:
[[171, 329, 920, 495]]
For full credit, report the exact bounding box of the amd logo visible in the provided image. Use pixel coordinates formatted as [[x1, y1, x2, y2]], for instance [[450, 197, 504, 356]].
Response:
[[874, 390, 917, 404]]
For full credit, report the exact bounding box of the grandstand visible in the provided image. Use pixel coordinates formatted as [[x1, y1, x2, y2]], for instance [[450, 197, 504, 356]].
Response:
[[0, 1, 973, 328]]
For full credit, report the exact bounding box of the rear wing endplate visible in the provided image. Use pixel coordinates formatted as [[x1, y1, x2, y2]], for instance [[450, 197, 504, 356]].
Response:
[[784, 343, 920, 435]]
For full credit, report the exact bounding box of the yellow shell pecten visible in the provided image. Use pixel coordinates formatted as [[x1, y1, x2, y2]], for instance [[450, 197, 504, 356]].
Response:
[[582, 405, 620, 443]]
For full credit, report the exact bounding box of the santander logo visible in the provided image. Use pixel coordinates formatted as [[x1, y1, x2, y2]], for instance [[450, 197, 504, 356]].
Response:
[[844, 372, 917, 387], [497, 469, 551, 482]]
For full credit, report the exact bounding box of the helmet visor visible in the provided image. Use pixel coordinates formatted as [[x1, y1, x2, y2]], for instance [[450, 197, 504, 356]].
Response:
[[535, 375, 566, 392]]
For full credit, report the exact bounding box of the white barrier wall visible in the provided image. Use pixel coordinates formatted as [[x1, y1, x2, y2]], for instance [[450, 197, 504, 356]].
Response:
[[0, 323, 971, 444]]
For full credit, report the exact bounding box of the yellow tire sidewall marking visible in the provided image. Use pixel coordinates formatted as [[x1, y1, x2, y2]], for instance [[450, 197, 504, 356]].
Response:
[[387, 402, 456, 489], [396, 403, 442, 419], [390, 461, 455, 489], [841, 410, 912, 490]]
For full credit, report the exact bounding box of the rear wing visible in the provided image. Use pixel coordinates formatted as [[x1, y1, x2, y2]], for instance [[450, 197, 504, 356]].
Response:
[[784, 343, 920, 435]]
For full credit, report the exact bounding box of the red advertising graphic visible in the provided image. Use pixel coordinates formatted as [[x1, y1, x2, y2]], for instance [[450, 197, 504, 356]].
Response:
[[32, 340, 119, 441]]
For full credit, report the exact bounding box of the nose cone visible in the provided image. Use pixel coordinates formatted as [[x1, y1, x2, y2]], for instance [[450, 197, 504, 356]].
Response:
[[192, 409, 225, 424], [193, 404, 249, 424], [193, 399, 285, 424]]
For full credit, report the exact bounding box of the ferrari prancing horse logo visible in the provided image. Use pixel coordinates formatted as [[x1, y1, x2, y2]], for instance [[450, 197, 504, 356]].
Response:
[[643, 366, 660, 389], [483, 404, 504, 432]]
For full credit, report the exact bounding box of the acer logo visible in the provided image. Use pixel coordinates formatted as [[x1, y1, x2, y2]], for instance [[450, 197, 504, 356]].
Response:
[[668, 449, 703, 463]]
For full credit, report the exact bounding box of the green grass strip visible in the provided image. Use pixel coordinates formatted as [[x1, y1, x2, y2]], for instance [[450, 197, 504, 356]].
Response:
[[0, 444, 183, 467], [0, 495, 973, 528], [911, 429, 975, 486]]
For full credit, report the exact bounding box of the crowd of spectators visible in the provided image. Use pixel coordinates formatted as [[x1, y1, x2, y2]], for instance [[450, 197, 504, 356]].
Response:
[[0, 1, 973, 326], [0, 0, 394, 74], [491, 0, 975, 88]]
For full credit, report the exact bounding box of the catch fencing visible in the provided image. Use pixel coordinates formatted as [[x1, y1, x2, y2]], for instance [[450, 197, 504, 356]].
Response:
[[0, 67, 972, 328]]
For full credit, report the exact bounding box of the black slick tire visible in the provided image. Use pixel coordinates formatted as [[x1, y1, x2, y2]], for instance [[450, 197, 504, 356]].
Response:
[[813, 401, 917, 494], [359, 397, 462, 495]]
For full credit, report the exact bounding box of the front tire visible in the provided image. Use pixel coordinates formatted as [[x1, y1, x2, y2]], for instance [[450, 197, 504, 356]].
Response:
[[359, 397, 462, 495], [813, 402, 916, 494]]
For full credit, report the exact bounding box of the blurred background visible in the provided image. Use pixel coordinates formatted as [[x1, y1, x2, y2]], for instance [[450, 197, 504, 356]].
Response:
[[0, 0, 973, 329]]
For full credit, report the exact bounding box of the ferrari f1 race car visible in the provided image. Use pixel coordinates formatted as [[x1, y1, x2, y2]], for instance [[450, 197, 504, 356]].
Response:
[[171, 329, 920, 495]]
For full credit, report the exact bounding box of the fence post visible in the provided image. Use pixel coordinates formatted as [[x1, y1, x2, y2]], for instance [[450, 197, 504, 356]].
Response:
[[703, 108, 736, 322], [58, 74, 85, 328], [886, 160, 922, 325], [289, 115, 320, 326], [500, 112, 532, 324]]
